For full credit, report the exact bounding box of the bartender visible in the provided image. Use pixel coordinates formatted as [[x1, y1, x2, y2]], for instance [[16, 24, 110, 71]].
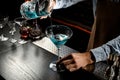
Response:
[[20, 0, 120, 72]]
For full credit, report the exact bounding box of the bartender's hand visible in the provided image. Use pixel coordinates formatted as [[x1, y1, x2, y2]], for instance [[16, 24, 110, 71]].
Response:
[[40, 0, 56, 19], [57, 52, 95, 72]]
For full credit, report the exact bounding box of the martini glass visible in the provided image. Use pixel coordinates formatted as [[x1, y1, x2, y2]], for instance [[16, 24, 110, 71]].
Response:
[[45, 25, 73, 72]]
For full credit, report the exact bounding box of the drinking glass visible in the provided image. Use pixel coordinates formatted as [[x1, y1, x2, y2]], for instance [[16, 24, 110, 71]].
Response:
[[14, 17, 28, 44], [8, 21, 17, 43], [14, 17, 26, 27], [28, 19, 42, 40], [45, 25, 73, 72], [0, 16, 9, 41]]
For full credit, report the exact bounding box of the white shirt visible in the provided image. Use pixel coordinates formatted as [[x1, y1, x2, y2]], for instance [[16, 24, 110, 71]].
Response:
[[53, 0, 97, 16]]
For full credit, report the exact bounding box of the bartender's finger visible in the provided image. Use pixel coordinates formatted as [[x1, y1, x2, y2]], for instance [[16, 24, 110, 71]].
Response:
[[40, 16, 48, 19], [82, 64, 95, 72], [66, 64, 77, 72], [57, 54, 73, 64], [61, 59, 74, 66], [69, 67, 78, 72]]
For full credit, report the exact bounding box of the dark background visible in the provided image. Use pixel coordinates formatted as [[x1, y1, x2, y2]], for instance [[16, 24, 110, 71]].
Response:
[[0, 0, 24, 20]]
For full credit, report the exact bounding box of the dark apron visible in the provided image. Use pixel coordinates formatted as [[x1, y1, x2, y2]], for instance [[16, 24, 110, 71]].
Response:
[[87, 0, 120, 50]]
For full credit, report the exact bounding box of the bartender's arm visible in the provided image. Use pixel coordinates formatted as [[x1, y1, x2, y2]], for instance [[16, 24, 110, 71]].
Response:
[[20, 0, 85, 19], [57, 35, 120, 72], [40, 0, 84, 19], [53, 0, 84, 9]]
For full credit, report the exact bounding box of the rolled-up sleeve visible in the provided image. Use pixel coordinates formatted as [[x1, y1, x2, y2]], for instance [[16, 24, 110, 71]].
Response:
[[90, 35, 120, 62], [53, 0, 84, 9]]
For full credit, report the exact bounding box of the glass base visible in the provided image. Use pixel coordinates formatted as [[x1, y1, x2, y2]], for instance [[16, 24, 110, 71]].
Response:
[[0, 35, 8, 41], [10, 38, 17, 43], [49, 61, 66, 72], [18, 39, 27, 44], [49, 61, 57, 72]]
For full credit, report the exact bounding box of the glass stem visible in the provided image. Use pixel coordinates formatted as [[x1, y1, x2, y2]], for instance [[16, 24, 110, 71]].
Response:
[[48, 15, 53, 26], [0, 34, 3, 39], [35, 19, 39, 30], [58, 47, 61, 60]]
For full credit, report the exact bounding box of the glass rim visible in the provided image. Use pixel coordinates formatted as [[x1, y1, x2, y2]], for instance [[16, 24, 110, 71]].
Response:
[[45, 25, 73, 39]]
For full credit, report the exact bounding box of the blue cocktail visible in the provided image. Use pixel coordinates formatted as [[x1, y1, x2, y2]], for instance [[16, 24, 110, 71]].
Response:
[[50, 34, 68, 48]]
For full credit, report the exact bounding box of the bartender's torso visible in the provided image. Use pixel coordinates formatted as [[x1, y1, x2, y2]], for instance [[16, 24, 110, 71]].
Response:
[[93, 0, 120, 48]]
